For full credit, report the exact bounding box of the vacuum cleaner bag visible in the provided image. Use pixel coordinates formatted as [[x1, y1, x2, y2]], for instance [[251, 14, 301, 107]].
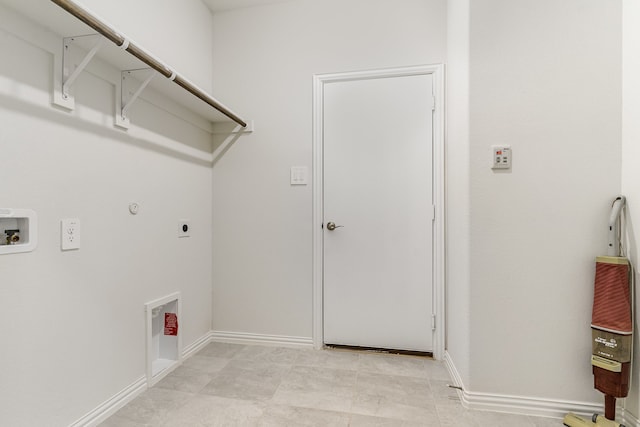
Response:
[[591, 256, 632, 364], [592, 256, 631, 335]]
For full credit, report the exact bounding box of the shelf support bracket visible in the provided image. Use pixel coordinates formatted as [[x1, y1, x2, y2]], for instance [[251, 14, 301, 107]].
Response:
[[54, 34, 104, 110], [116, 68, 156, 129]]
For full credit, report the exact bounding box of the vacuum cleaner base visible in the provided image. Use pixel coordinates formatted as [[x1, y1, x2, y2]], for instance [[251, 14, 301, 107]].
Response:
[[563, 413, 626, 427]]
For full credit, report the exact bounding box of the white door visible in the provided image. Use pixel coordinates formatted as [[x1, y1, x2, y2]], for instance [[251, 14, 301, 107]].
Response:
[[323, 73, 434, 352]]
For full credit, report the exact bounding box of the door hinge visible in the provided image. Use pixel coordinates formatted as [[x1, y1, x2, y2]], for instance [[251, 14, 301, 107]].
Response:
[[431, 315, 436, 331], [431, 95, 436, 111], [431, 205, 436, 221]]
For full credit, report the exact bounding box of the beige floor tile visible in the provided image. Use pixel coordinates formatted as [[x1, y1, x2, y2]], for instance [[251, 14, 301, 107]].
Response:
[[272, 365, 357, 412], [437, 406, 537, 427], [198, 341, 246, 358], [295, 348, 361, 370], [430, 380, 464, 406], [528, 415, 565, 426], [233, 344, 302, 364], [98, 415, 151, 427], [259, 404, 351, 426], [180, 354, 230, 374], [349, 413, 435, 426], [155, 366, 215, 394], [161, 394, 263, 426], [352, 397, 439, 424], [471, 410, 538, 427], [354, 371, 434, 409], [108, 388, 194, 425], [200, 358, 289, 401], [425, 359, 453, 381], [358, 352, 429, 378]]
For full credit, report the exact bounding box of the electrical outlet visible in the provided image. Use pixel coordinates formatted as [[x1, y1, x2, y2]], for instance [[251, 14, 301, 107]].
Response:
[[178, 220, 191, 238], [61, 218, 80, 250]]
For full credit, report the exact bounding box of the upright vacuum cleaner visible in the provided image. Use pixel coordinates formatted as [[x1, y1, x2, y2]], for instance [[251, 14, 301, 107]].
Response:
[[564, 196, 631, 427]]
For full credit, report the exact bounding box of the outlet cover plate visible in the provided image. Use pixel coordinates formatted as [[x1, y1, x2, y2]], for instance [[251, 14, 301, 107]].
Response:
[[61, 218, 80, 250], [290, 166, 308, 185]]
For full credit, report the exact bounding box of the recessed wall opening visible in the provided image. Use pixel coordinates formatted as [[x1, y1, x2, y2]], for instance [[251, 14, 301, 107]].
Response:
[[0, 209, 38, 255], [145, 292, 181, 386]]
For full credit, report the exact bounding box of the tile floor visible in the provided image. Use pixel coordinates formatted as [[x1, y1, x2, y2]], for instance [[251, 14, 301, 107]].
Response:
[[100, 342, 564, 426]]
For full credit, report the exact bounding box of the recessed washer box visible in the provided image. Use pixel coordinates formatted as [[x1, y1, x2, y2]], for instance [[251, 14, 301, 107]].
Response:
[[145, 292, 182, 386], [0, 208, 38, 255]]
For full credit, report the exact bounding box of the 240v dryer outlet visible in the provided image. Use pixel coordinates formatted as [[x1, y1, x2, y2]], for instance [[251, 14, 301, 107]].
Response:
[[178, 220, 191, 238]]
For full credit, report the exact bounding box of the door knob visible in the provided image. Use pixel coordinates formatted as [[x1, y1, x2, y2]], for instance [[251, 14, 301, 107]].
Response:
[[326, 222, 343, 231]]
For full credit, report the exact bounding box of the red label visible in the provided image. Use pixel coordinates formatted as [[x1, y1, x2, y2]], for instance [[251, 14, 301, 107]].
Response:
[[164, 313, 178, 336]]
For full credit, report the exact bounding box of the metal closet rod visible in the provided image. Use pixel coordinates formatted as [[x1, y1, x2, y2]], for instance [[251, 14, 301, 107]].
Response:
[[51, 0, 247, 128]]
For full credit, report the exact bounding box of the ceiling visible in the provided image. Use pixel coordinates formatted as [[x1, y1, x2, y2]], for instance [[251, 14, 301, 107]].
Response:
[[202, 0, 293, 13]]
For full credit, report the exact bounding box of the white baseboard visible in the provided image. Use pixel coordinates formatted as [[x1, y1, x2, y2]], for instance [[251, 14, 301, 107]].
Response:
[[620, 407, 640, 427], [443, 351, 603, 420], [210, 330, 314, 348], [69, 376, 147, 427], [182, 331, 215, 359]]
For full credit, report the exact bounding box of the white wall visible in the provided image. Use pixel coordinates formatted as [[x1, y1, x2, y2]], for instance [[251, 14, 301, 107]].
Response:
[[468, 0, 621, 403], [0, 1, 215, 425], [445, 0, 471, 388], [210, 0, 447, 338], [622, 0, 640, 420]]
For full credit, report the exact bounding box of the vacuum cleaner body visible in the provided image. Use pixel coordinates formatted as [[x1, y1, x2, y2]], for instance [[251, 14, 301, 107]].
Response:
[[591, 256, 632, 401], [591, 196, 632, 418]]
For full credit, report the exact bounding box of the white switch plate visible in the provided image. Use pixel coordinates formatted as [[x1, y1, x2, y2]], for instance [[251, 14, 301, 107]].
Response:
[[178, 220, 191, 238], [61, 218, 80, 250], [492, 145, 512, 169], [290, 166, 308, 185]]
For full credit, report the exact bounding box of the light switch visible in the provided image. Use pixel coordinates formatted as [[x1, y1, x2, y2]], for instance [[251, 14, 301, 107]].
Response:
[[61, 218, 81, 250], [492, 145, 512, 170], [290, 166, 308, 185]]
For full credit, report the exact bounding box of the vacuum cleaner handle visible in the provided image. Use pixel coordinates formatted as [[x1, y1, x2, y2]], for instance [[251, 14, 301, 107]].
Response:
[[607, 196, 626, 257]]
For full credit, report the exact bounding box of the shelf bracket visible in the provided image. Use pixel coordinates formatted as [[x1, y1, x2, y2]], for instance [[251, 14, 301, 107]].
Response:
[[116, 68, 157, 129], [54, 34, 105, 110]]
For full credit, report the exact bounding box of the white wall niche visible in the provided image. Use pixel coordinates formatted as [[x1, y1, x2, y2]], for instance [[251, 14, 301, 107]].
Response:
[[0, 208, 38, 255], [145, 292, 182, 387]]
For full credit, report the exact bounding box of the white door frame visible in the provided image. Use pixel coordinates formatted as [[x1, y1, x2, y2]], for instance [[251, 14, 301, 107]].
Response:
[[312, 64, 445, 359]]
